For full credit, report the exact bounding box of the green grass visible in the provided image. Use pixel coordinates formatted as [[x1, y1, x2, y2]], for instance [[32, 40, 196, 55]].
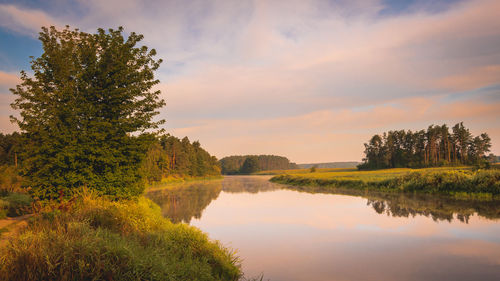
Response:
[[255, 167, 358, 175], [271, 167, 500, 198], [148, 175, 223, 187], [0, 194, 241, 281]]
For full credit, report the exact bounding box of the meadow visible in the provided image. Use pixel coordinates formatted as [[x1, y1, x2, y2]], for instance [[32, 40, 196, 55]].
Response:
[[270, 167, 500, 199]]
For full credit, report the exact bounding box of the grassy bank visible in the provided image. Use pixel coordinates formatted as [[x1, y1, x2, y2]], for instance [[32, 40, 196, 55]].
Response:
[[148, 175, 223, 187], [255, 167, 356, 175], [271, 167, 500, 198], [0, 195, 241, 281]]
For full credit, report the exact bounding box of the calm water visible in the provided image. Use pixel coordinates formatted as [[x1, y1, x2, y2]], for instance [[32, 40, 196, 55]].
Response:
[[147, 176, 500, 281]]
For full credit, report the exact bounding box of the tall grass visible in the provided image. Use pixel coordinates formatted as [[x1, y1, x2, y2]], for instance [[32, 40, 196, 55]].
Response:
[[0, 195, 241, 281], [271, 168, 500, 197]]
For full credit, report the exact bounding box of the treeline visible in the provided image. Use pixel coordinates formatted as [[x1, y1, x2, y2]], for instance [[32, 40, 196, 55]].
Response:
[[0, 132, 220, 188], [142, 134, 221, 183], [359, 122, 492, 169], [220, 155, 298, 174]]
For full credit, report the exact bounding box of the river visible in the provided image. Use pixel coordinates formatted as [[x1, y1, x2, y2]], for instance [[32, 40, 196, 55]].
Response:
[[146, 175, 500, 281]]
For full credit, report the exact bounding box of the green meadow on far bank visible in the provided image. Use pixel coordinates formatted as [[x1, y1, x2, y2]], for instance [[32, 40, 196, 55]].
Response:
[[256, 167, 358, 175], [270, 167, 500, 199]]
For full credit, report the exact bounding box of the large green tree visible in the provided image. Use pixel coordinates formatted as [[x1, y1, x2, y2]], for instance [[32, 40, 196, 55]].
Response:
[[10, 26, 165, 199]]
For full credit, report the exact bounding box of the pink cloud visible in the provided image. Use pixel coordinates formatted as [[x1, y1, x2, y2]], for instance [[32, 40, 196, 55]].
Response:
[[0, 4, 61, 36], [169, 95, 500, 162], [435, 65, 500, 91], [0, 71, 20, 87], [1, 0, 499, 162]]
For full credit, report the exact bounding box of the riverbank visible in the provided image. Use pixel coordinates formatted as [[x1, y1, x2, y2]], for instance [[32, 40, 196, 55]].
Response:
[[0, 194, 241, 281], [147, 175, 223, 188], [271, 167, 500, 199]]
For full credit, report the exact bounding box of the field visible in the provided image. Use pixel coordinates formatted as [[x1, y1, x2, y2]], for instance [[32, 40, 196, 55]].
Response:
[[255, 167, 358, 175], [260, 166, 469, 177], [270, 167, 500, 199]]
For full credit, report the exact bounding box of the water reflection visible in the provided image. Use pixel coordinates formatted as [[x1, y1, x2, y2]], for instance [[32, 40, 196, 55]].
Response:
[[222, 175, 282, 193], [146, 176, 280, 223], [282, 184, 500, 223], [148, 176, 500, 224], [146, 181, 222, 223], [149, 176, 500, 280]]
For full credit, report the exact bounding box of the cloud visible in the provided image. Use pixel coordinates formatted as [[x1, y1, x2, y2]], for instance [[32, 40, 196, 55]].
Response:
[[0, 4, 61, 36], [168, 94, 500, 162], [435, 65, 500, 91], [0, 71, 20, 89], [0, 0, 499, 161]]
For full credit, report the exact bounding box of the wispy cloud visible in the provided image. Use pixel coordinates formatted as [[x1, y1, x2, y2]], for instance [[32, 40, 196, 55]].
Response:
[[0, 0, 499, 161], [0, 4, 61, 37], [0, 71, 20, 88]]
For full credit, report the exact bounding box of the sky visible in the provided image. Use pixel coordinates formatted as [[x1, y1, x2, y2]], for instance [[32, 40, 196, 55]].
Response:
[[0, 0, 499, 163]]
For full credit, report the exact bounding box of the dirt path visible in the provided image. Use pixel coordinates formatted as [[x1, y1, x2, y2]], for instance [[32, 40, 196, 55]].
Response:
[[0, 214, 33, 247]]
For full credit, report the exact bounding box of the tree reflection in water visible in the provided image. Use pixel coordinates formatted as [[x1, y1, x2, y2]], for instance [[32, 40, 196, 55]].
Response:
[[147, 176, 500, 224], [283, 184, 500, 223], [146, 181, 223, 223], [146, 176, 281, 223]]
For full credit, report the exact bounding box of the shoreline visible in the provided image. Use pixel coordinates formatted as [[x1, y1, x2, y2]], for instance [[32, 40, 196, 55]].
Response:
[[270, 168, 500, 200]]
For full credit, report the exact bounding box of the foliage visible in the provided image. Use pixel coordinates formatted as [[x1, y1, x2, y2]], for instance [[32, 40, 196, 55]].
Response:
[[0, 133, 21, 167], [0, 200, 7, 219], [10, 26, 165, 200], [310, 165, 317, 173], [359, 122, 492, 169], [0, 165, 22, 196], [239, 156, 261, 174], [220, 155, 298, 174], [1, 193, 32, 217], [142, 134, 221, 183], [0, 195, 241, 281], [271, 167, 500, 197]]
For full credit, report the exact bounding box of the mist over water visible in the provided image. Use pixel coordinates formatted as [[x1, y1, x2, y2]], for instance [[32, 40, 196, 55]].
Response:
[[147, 176, 500, 281]]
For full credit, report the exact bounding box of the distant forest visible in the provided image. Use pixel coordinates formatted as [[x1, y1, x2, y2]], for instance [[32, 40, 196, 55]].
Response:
[[359, 122, 493, 169], [0, 132, 221, 188], [219, 155, 298, 174]]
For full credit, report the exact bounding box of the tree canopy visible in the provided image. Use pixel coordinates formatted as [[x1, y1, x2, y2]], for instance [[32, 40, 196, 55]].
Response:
[[359, 122, 492, 170], [142, 134, 221, 183], [219, 155, 298, 174], [10, 26, 165, 199]]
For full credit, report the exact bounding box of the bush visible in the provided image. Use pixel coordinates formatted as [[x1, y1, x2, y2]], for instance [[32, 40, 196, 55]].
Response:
[[0, 200, 7, 219], [2, 192, 32, 217], [0, 165, 23, 196], [0, 195, 241, 281]]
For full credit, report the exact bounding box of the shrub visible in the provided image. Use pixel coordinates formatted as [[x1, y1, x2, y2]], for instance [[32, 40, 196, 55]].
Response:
[[0, 195, 241, 281], [0, 200, 6, 219], [2, 192, 32, 217]]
